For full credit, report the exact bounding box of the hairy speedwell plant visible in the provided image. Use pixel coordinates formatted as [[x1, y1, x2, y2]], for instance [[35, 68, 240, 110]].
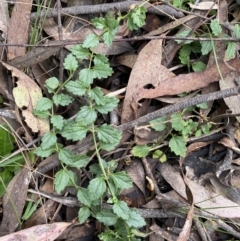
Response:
[[33, 5, 147, 241]]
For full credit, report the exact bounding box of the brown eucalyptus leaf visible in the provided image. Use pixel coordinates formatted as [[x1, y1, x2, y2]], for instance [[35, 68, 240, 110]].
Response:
[[1, 62, 49, 135], [0, 167, 30, 234], [121, 39, 175, 125], [7, 0, 33, 60], [132, 59, 240, 117], [0, 222, 71, 241]]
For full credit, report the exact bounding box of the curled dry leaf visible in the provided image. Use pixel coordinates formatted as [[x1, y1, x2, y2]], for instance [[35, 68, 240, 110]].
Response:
[[1, 62, 49, 135], [0, 222, 71, 241]]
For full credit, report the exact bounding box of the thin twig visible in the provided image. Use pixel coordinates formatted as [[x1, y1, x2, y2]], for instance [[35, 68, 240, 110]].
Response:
[[30, 1, 184, 21]]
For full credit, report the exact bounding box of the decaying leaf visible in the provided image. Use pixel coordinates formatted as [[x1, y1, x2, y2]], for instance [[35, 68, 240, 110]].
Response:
[[159, 163, 240, 218], [189, 2, 218, 10], [121, 39, 175, 125], [0, 166, 30, 233], [219, 71, 240, 123], [132, 59, 240, 117], [0, 222, 71, 241], [7, 0, 33, 60], [1, 62, 49, 135]]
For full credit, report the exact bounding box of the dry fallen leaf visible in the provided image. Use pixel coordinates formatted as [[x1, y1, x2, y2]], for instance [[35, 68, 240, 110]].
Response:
[[189, 2, 218, 10], [0, 167, 30, 234], [159, 163, 240, 218], [7, 0, 33, 60], [132, 59, 240, 116], [1, 62, 49, 135], [121, 39, 175, 125], [0, 222, 71, 241]]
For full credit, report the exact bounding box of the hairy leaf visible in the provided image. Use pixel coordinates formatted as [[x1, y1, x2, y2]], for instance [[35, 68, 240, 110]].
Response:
[[96, 210, 118, 226], [61, 122, 88, 141], [41, 132, 57, 149], [65, 80, 87, 96], [35, 97, 52, 111], [53, 93, 73, 106]]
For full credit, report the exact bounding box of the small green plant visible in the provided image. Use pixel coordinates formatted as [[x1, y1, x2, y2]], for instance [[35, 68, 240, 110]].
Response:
[[176, 20, 240, 70], [33, 6, 147, 241], [132, 105, 212, 158], [171, 0, 195, 10]]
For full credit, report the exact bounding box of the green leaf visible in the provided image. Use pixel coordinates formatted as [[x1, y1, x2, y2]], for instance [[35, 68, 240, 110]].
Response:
[[32, 109, 50, 119], [63, 54, 78, 72], [53, 94, 73, 106], [170, 113, 186, 131], [77, 188, 91, 206], [83, 33, 99, 48], [192, 61, 206, 72], [131, 145, 150, 158], [88, 177, 106, 201], [126, 209, 146, 228], [65, 80, 87, 96], [128, 6, 146, 30], [102, 31, 115, 46], [88, 87, 105, 105], [95, 96, 119, 114], [92, 17, 106, 29], [76, 106, 97, 125], [45, 77, 59, 92], [51, 115, 64, 130], [105, 11, 119, 29], [93, 62, 113, 79], [54, 169, 70, 194], [225, 42, 236, 61], [41, 132, 57, 149], [169, 135, 186, 157], [0, 169, 13, 197], [35, 97, 53, 111], [109, 171, 133, 190], [175, 29, 193, 44], [152, 150, 167, 163], [78, 206, 91, 224], [113, 200, 129, 220], [61, 122, 88, 141], [233, 24, 240, 38], [94, 54, 109, 65], [58, 148, 74, 165], [71, 154, 89, 168], [210, 19, 222, 36], [149, 116, 166, 131], [96, 210, 118, 226], [200, 39, 212, 55], [79, 68, 94, 85], [34, 145, 56, 157], [71, 45, 90, 60], [97, 124, 122, 145], [181, 119, 198, 136], [196, 102, 208, 109], [179, 44, 191, 65], [0, 124, 14, 156]]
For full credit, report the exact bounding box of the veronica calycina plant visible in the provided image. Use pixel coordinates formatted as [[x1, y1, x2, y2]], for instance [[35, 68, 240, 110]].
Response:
[[33, 5, 147, 241]]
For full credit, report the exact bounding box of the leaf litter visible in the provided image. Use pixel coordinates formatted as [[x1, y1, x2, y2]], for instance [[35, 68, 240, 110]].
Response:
[[1, 0, 240, 240]]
